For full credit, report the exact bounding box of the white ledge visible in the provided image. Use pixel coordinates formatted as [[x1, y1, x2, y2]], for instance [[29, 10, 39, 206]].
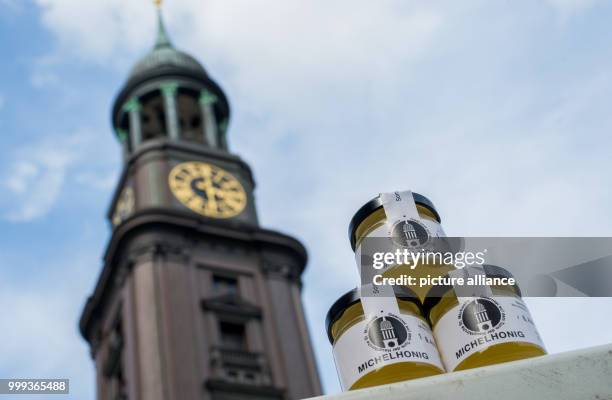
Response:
[[308, 343, 612, 400]]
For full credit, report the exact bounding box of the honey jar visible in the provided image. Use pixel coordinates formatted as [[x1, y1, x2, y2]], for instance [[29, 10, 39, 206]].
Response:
[[349, 191, 453, 301], [423, 265, 546, 372], [326, 286, 444, 390]]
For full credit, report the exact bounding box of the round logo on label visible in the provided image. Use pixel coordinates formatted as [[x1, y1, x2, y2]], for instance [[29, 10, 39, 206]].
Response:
[[459, 298, 505, 334], [365, 314, 411, 351], [390, 219, 430, 248]]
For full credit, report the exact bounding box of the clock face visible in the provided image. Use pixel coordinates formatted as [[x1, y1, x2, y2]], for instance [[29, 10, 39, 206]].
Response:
[[168, 162, 247, 219], [112, 187, 135, 226]]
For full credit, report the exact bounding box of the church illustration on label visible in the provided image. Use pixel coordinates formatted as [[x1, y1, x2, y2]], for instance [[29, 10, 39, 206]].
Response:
[[380, 317, 398, 348], [474, 299, 493, 332], [402, 222, 418, 241]]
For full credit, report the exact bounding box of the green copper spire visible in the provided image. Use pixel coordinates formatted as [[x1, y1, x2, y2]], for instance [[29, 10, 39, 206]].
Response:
[[154, 8, 173, 49], [127, 0, 207, 81]]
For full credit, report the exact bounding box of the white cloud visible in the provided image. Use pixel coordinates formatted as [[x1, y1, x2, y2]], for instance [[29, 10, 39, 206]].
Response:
[[30, 70, 60, 88], [74, 171, 118, 191], [27, 53, 65, 89], [526, 298, 612, 353], [2, 131, 90, 222], [0, 251, 96, 399], [4, 162, 39, 194], [34, 0, 157, 63], [32, 0, 602, 69], [544, 0, 602, 18]]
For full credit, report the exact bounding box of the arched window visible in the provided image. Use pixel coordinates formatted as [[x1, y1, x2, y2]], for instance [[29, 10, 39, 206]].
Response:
[[140, 90, 167, 142], [177, 88, 204, 144]]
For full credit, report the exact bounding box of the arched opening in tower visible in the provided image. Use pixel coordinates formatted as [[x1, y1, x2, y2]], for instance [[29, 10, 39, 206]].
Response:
[[140, 90, 167, 141], [177, 88, 204, 144]]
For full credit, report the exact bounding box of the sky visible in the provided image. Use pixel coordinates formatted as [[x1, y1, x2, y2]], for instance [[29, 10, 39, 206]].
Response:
[[1, 0, 612, 398]]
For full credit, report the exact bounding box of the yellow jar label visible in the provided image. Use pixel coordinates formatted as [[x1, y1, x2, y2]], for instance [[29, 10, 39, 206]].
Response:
[[333, 312, 443, 390], [433, 296, 545, 371]]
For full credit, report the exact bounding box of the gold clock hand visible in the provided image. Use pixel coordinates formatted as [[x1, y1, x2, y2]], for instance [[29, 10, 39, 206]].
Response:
[[206, 187, 218, 212]]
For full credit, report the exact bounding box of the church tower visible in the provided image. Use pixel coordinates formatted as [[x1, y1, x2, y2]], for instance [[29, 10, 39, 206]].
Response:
[[79, 5, 322, 400]]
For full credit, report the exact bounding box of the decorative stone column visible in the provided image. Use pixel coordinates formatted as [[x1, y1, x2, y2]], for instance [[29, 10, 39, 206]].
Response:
[[199, 89, 218, 147], [160, 82, 180, 141], [116, 128, 130, 159], [218, 119, 229, 150], [123, 98, 143, 148]]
